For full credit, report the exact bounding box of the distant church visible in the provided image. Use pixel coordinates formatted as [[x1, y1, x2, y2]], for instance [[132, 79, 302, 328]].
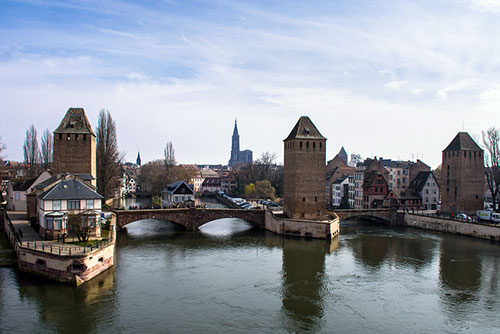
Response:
[[228, 120, 253, 168]]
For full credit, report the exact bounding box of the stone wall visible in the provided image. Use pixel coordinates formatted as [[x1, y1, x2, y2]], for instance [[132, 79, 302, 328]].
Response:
[[264, 211, 339, 239], [114, 208, 266, 230], [284, 138, 326, 220], [53, 132, 96, 180], [441, 149, 484, 216], [400, 213, 500, 242]]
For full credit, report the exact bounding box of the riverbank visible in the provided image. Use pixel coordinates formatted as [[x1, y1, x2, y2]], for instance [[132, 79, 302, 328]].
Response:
[[1, 209, 116, 286], [398, 212, 500, 242]]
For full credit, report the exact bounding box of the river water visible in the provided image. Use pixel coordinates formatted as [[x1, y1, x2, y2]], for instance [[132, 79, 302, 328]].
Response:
[[1, 219, 500, 334]]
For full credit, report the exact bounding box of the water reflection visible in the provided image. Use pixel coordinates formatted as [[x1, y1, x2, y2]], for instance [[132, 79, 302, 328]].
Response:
[[199, 218, 255, 237], [281, 236, 339, 332], [15, 267, 115, 334], [346, 225, 436, 271]]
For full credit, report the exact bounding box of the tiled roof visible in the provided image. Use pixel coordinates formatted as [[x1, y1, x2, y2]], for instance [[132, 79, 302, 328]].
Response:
[[39, 179, 103, 200], [443, 132, 482, 152], [54, 108, 95, 135], [284, 116, 326, 141]]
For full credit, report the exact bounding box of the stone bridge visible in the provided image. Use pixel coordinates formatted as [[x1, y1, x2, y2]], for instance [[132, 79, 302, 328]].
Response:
[[113, 208, 266, 231], [330, 209, 394, 224]]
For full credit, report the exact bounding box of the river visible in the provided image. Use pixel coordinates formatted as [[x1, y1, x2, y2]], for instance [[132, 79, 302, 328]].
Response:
[[1, 219, 500, 333]]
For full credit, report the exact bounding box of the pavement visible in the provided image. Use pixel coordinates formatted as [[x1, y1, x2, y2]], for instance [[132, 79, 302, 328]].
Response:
[[7, 211, 108, 256]]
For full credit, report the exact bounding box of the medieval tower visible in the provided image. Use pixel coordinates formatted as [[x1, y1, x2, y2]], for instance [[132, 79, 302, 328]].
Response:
[[441, 132, 484, 215], [53, 108, 96, 184], [283, 116, 326, 220]]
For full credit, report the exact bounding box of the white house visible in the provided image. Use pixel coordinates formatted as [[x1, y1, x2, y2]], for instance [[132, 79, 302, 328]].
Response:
[[409, 171, 440, 210], [161, 181, 195, 208], [37, 177, 104, 240]]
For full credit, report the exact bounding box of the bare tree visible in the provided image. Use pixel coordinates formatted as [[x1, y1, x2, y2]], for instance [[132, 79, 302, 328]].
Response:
[[23, 124, 41, 177], [164, 141, 176, 168], [40, 128, 53, 170], [96, 109, 121, 199], [0, 136, 6, 201], [482, 127, 500, 210], [67, 211, 93, 243]]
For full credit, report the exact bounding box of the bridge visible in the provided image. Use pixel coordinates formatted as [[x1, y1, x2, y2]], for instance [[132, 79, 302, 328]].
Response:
[[113, 208, 266, 231], [330, 208, 394, 224]]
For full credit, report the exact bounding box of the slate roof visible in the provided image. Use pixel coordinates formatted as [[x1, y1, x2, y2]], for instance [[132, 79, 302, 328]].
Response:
[[443, 132, 482, 152], [394, 189, 421, 201], [161, 181, 195, 195], [284, 116, 326, 141], [39, 179, 103, 200], [409, 171, 438, 192], [54, 108, 96, 136]]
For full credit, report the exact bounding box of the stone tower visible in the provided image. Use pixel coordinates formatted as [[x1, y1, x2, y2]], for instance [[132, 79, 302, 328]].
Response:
[[284, 116, 326, 220], [441, 132, 484, 215], [228, 119, 240, 167], [53, 108, 96, 184]]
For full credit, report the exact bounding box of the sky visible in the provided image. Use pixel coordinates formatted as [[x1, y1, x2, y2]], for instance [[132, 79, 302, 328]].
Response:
[[1, 0, 500, 169]]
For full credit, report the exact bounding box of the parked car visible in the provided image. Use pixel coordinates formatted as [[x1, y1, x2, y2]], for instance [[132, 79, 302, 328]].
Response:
[[456, 213, 471, 222]]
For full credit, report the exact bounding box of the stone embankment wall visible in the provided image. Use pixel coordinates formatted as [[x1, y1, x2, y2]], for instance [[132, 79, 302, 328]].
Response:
[[264, 211, 339, 239], [1, 209, 116, 286], [399, 213, 500, 242]]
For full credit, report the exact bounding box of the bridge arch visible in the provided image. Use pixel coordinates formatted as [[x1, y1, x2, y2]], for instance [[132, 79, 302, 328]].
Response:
[[332, 209, 393, 225], [113, 208, 266, 231]]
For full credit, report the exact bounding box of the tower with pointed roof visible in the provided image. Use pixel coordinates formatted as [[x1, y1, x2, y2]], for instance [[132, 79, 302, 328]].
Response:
[[53, 108, 96, 184], [136, 151, 141, 167], [228, 119, 252, 168], [283, 116, 326, 220], [229, 119, 240, 167], [441, 132, 484, 215]]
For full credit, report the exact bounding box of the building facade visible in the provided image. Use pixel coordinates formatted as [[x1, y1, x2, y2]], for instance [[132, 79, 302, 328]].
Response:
[[283, 116, 326, 220], [37, 176, 103, 240], [441, 132, 485, 215], [409, 171, 440, 210], [53, 108, 96, 185], [161, 181, 195, 207]]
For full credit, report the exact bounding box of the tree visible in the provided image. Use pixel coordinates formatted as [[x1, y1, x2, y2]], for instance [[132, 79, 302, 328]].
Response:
[[234, 152, 284, 198], [67, 211, 93, 243], [40, 128, 53, 170], [244, 183, 256, 199], [23, 124, 41, 177], [0, 136, 6, 202], [96, 109, 121, 199], [255, 180, 277, 201], [482, 127, 500, 210], [164, 141, 176, 169]]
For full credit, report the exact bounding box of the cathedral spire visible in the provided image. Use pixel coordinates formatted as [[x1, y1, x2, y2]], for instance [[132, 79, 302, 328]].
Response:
[[233, 119, 239, 136], [136, 151, 141, 166]]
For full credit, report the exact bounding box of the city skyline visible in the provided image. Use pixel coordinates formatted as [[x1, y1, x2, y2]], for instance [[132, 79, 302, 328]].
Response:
[[1, 0, 500, 168]]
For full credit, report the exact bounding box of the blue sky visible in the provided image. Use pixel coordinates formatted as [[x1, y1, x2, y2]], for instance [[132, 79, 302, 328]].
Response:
[[1, 0, 500, 168]]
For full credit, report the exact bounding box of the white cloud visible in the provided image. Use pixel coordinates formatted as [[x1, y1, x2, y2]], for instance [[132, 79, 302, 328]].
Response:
[[436, 79, 479, 100]]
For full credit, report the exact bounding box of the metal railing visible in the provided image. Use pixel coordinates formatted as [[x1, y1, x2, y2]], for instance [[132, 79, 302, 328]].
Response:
[[19, 238, 113, 256]]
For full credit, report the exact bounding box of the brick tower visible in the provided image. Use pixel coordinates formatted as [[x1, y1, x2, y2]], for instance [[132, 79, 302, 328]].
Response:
[[441, 132, 484, 215], [53, 108, 96, 184], [284, 116, 326, 220]]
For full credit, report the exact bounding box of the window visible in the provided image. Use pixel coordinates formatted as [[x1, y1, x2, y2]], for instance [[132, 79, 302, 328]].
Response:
[[53, 200, 61, 210], [86, 199, 94, 209], [302, 197, 306, 202], [75, 134, 79, 140], [83, 134, 86, 140], [67, 134, 71, 141], [59, 133, 62, 140], [15, 192, 20, 200], [54, 218, 62, 229], [68, 200, 80, 210], [46, 217, 53, 230]]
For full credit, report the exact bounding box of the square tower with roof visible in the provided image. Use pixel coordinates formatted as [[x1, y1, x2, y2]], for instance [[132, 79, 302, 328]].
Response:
[[441, 132, 484, 215], [283, 116, 326, 220], [53, 108, 96, 184]]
